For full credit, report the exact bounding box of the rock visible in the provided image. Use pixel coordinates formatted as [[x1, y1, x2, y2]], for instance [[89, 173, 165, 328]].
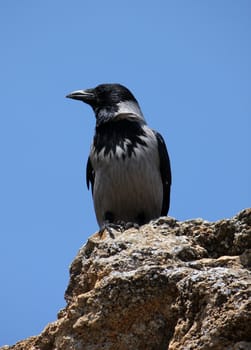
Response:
[[2, 209, 251, 350]]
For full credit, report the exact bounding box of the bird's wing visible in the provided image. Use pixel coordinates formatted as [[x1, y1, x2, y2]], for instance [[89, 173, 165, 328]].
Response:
[[86, 156, 95, 194], [155, 131, 172, 216]]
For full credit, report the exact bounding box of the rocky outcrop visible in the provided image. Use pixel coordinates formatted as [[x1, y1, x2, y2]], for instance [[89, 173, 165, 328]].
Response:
[[2, 209, 251, 350]]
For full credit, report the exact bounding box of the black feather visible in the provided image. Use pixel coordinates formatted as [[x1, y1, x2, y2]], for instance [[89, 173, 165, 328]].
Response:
[[155, 132, 172, 215], [86, 156, 94, 194]]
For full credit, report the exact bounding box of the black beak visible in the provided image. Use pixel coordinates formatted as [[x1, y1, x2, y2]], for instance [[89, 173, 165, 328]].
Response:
[[66, 89, 95, 104]]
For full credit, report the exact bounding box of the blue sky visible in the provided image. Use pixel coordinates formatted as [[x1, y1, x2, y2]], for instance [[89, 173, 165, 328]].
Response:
[[0, 1, 250, 346]]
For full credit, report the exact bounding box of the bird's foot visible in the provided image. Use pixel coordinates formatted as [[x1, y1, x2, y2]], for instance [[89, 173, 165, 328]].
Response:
[[99, 221, 139, 238], [99, 222, 122, 238]]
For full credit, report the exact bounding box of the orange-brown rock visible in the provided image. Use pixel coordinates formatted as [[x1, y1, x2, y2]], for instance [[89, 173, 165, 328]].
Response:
[[2, 209, 251, 350]]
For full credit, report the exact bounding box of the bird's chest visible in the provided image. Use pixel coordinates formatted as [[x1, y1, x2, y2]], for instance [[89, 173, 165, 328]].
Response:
[[90, 124, 159, 177], [89, 126, 161, 205], [90, 139, 152, 179]]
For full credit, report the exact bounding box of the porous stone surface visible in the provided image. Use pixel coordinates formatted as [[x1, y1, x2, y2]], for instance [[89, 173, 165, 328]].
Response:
[[2, 209, 251, 350]]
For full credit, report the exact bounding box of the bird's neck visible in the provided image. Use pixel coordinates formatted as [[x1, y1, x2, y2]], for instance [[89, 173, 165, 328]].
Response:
[[115, 100, 145, 122], [94, 100, 145, 127]]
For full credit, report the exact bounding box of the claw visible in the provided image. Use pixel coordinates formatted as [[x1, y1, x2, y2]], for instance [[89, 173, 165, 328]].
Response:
[[99, 222, 122, 238], [99, 221, 139, 238]]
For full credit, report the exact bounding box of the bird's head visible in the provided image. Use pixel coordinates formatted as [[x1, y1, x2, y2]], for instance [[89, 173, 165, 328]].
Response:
[[66, 83, 145, 126]]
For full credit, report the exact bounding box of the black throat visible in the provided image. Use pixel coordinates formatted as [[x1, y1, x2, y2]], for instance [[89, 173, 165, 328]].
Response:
[[94, 119, 147, 158]]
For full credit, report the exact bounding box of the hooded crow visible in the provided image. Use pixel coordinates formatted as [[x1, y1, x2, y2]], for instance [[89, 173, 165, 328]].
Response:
[[66, 83, 171, 229]]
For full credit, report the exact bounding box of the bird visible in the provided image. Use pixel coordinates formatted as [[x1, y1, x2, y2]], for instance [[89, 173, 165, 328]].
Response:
[[66, 83, 171, 230]]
